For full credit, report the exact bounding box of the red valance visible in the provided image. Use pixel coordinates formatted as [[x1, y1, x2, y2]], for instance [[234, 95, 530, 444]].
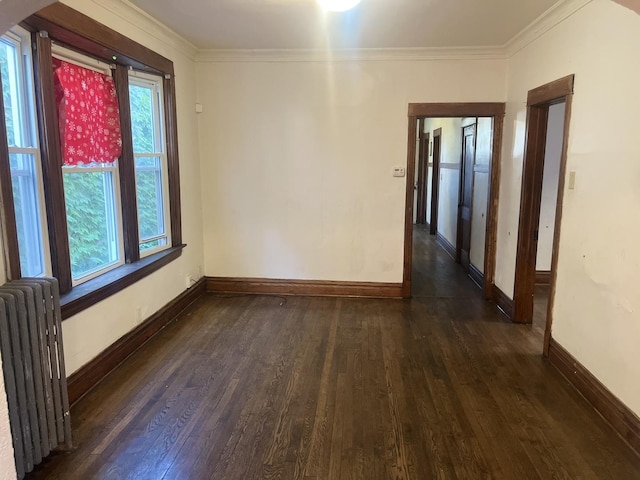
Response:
[[53, 59, 122, 167]]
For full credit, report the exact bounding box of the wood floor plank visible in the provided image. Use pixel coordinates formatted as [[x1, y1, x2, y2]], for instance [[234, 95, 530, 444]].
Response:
[[25, 226, 640, 480]]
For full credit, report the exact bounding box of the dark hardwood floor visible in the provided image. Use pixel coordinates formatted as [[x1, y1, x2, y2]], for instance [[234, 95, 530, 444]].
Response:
[[26, 226, 640, 479]]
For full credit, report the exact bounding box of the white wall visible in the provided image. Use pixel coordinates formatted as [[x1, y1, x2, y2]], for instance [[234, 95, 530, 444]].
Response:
[[496, 0, 640, 415], [536, 102, 565, 271], [197, 58, 506, 282], [0, 358, 14, 480], [0, 236, 16, 480]]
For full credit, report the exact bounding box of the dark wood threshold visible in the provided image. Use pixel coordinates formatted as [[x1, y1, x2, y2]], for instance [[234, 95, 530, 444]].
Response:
[[436, 232, 457, 261], [492, 283, 514, 319], [548, 338, 640, 457], [66, 277, 206, 405], [206, 277, 403, 299], [469, 263, 484, 288], [536, 270, 551, 285], [61, 245, 185, 320]]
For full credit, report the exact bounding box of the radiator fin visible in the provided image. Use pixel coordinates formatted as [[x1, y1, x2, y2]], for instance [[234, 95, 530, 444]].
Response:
[[0, 277, 72, 479]]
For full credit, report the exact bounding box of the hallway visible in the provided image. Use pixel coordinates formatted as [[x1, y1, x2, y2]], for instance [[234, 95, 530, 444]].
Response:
[[26, 228, 640, 479]]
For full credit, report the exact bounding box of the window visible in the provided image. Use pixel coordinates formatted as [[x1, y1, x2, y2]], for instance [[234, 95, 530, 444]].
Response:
[[0, 4, 183, 318], [129, 73, 171, 256], [0, 29, 48, 277], [53, 50, 126, 284], [63, 163, 125, 282]]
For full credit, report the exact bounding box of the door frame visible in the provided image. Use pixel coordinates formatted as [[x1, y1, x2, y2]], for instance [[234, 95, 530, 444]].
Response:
[[415, 120, 429, 225], [512, 76, 574, 337], [403, 103, 506, 298], [429, 128, 442, 235], [457, 122, 477, 267]]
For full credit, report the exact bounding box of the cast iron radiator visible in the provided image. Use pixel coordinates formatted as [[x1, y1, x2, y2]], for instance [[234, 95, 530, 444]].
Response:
[[0, 277, 72, 478]]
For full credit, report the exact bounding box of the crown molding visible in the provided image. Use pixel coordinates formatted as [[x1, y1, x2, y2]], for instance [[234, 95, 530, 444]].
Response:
[[59, 0, 592, 65], [504, 0, 593, 57], [64, 0, 198, 60], [196, 0, 593, 64], [196, 46, 507, 63]]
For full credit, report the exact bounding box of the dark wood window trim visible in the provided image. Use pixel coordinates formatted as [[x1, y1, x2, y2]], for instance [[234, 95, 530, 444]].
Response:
[[0, 4, 184, 320], [21, 3, 173, 75], [114, 64, 140, 264], [32, 30, 73, 291], [164, 73, 182, 246], [0, 75, 21, 280], [61, 244, 185, 320]]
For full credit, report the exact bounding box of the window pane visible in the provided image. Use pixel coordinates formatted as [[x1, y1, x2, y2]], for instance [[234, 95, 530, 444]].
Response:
[[10, 153, 45, 276], [140, 238, 167, 252], [0, 37, 35, 149], [63, 169, 121, 279], [0, 39, 18, 146], [136, 156, 166, 244], [130, 75, 169, 256], [129, 83, 156, 153]]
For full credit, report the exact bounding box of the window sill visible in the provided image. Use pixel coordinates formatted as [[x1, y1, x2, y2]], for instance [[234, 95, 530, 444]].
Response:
[[61, 244, 185, 320]]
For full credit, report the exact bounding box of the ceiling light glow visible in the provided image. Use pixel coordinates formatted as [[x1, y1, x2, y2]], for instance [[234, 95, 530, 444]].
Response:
[[317, 0, 362, 12]]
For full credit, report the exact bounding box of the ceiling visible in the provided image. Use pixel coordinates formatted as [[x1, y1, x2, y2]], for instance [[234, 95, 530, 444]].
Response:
[[129, 0, 560, 50]]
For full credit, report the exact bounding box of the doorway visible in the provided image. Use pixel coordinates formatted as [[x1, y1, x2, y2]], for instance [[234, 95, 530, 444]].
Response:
[[415, 122, 430, 225], [429, 128, 441, 236], [512, 76, 574, 344], [403, 103, 506, 299], [458, 123, 476, 270]]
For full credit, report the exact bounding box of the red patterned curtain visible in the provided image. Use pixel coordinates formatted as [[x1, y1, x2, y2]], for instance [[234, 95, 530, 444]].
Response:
[[53, 58, 122, 167]]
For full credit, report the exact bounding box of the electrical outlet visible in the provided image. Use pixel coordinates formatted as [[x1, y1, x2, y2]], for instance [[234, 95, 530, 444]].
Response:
[[186, 274, 193, 289], [135, 306, 142, 323]]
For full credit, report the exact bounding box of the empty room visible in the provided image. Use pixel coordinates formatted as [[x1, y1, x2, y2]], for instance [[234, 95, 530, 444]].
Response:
[[0, 0, 639, 478]]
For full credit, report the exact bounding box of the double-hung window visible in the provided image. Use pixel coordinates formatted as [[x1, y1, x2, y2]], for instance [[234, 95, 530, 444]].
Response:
[[129, 72, 171, 256], [53, 47, 125, 284], [0, 28, 48, 277], [0, 4, 183, 318]]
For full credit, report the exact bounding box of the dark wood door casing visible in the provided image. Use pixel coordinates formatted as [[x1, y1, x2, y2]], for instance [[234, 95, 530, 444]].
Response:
[[430, 128, 442, 236], [513, 106, 549, 323], [458, 123, 476, 268], [416, 120, 429, 225], [513, 75, 574, 327]]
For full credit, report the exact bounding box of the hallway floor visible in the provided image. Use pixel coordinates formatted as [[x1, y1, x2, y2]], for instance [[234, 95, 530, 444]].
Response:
[[26, 227, 640, 479]]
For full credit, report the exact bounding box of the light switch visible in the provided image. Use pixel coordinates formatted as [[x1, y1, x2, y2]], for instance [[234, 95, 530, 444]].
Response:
[[195, 103, 203, 113], [568, 171, 576, 190]]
